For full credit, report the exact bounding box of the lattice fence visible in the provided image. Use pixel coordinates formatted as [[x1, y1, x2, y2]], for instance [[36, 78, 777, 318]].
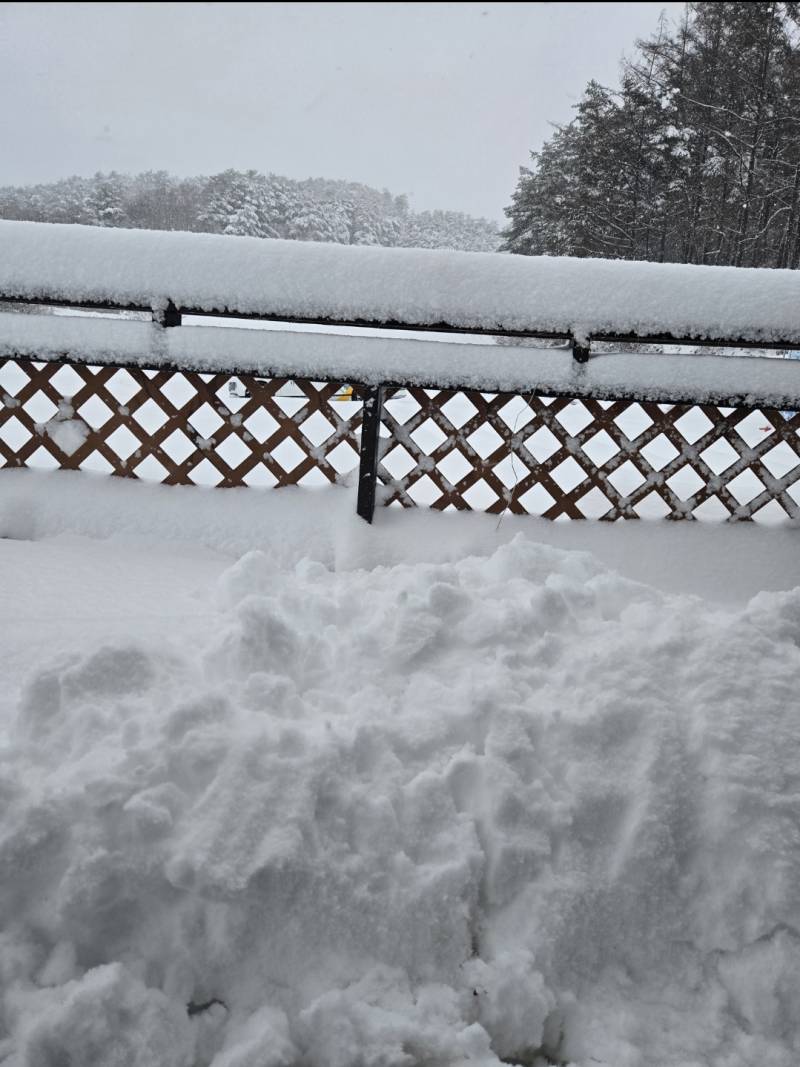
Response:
[[378, 386, 800, 522], [2, 355, 800, 523], [0, 358, 363, 488]]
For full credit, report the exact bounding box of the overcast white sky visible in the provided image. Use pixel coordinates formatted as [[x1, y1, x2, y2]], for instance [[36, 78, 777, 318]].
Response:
[[0, 2, 685, 220]]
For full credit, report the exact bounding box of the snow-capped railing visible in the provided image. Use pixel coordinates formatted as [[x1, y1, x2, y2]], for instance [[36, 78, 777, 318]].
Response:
[[3, 219, 800, 350], [2, 220, 800, 523]]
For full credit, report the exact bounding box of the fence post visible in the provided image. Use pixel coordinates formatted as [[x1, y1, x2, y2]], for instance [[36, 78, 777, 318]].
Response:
[[356, 385, 384, 523]]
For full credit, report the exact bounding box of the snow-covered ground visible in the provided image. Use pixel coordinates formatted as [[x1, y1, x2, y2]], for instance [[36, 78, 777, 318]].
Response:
[[1, 472, 800, 1066], [3, 246, 800, 1066]]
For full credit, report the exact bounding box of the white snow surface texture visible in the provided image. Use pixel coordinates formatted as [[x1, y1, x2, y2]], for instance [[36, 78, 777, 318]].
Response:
[[4, 310, 800, 406], [2, 527, 800, 1066], [3, 219, 800, 343]]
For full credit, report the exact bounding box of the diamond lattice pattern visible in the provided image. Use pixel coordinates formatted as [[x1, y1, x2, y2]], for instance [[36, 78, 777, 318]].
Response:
[[378, 387, 800, 523], [0, 359, 362, 488]]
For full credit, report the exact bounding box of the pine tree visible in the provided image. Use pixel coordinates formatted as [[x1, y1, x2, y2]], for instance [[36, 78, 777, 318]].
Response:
[[87, 172, 129, 228], [503, 1, 800, 269]]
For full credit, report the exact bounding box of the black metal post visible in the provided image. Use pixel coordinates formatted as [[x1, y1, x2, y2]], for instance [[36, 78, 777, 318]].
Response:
[[153, 300, 182, 327], [356, 385, 384, 523], [572, 338, 590, 363]]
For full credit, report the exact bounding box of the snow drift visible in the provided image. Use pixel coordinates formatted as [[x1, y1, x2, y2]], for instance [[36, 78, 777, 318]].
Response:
[[1, 526, 799, 1066], [2, 219, 800, 344]]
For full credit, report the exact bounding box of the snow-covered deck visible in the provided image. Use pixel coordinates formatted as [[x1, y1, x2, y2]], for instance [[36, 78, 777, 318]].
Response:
[[2, 478, 799, 1066], [3, 227, 800, 1065]]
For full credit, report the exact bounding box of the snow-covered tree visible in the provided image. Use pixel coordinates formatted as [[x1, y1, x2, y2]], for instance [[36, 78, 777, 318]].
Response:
[[504, 1, 800, 269], [399, 210, 499, 252], [0, 168, 501, 252], [199, 170, 279, 238], [87, 172, 129, 228]]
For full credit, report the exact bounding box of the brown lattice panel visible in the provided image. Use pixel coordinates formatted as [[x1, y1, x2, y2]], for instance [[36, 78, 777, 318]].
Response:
[[0, 358, 362, 488], [3, 357, 800, 523], [378, 386, 800, 522]]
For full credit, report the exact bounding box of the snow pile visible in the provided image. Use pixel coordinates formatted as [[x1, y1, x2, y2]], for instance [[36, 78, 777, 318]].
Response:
[[2, 219, 800, 344], [2, 469, 800, 606], [1, 528, 799, 1065]]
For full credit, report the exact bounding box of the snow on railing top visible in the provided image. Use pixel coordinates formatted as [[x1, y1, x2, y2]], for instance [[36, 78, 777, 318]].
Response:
[[3, 311, 800, 410], [2, 219, 800, 345]]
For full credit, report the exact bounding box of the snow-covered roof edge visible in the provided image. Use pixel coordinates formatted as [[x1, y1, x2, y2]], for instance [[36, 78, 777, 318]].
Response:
[[2, 220, 800, 345]]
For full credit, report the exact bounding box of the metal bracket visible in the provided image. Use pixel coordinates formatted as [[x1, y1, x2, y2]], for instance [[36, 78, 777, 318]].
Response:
[[153, 300, 182, 327], [572, 340, 590, 364]]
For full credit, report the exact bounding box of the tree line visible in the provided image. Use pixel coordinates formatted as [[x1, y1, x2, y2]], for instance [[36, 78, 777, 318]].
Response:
[[5, 4, 798, 269], [0, 168, 500, 253], [504, 1, 800, 268]]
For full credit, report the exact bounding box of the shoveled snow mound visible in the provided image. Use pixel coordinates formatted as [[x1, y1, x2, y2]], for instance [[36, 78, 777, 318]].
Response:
[[1, 536, 799, 1066]]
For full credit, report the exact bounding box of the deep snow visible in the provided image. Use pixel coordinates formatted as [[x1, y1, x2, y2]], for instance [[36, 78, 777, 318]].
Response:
[[1, 475, 800, 1066]]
